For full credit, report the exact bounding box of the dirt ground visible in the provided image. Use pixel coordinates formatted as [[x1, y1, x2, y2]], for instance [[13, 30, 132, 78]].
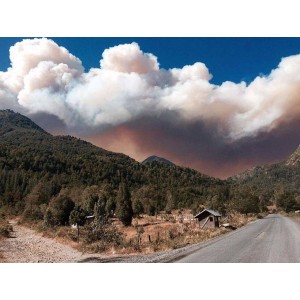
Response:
[[0, 220, 102, 263]]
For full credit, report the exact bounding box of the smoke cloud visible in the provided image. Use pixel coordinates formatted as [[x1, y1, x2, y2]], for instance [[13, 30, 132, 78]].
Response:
[[1, 38, 300, 178]]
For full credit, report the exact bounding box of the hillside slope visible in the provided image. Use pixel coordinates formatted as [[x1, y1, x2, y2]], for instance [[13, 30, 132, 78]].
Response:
[[0, 110, 225, 217], [231, 145, 300, 191], [229, 145, 300, 212], [2, 109, 298, 217]]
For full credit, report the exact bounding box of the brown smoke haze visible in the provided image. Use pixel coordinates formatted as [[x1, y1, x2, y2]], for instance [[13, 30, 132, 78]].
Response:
[[83, 116, 300, 179], [1, 38, 300, 178]]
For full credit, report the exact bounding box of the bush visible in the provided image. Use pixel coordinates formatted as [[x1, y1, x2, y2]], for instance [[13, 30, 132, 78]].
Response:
[[43, 208, 55, 227], [83, 220, 123, 246], [22, 204, 44, 221], [49, 195, 75, 225], [0, 221, 13, 238]]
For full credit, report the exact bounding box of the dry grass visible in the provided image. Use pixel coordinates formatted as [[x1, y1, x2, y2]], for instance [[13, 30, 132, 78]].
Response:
[[0, 218, 13, 262], [284, 211, 300, 222], [222, 212, 258, 228], [0, 219, 13, 238], [107, 211, 257, 255], [16, 210, 260, 256], [115, 222, 229, 255]]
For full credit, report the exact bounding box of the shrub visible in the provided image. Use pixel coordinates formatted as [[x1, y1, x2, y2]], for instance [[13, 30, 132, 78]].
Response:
[[22, 204, 43, 221], [83, 220, 123, 246], [49, 195, 75, 225], [0, 221, 13, 238], [43, 208, 55, 227]]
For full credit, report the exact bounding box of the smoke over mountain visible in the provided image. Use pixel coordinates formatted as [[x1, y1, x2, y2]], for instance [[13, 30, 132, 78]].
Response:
[[1, 38, 300, 178]]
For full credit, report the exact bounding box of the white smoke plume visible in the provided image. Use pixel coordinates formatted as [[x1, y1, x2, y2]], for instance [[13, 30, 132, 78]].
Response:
[[1, 38, 300, 140]]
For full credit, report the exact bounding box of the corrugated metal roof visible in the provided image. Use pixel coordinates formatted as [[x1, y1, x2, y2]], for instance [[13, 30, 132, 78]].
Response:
[[194, 209, 221, 218]]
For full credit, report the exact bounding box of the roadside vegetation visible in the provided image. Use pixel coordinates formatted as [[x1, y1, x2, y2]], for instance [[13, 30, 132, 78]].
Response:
[[0, 217, 13, 239], [0, 110, 299, 256], [281, 211, 300, 223], [15, 209, 262, 256]]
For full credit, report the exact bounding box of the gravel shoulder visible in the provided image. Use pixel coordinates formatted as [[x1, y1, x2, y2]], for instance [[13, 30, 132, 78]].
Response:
[[0, 220, 103, 263]]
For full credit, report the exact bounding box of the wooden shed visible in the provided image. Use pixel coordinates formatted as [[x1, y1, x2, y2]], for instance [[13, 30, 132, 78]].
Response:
[[194, 209, 221, 229]]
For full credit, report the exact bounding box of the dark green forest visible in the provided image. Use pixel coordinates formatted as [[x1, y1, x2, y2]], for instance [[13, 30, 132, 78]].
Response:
[[0, 109, 300, 228]]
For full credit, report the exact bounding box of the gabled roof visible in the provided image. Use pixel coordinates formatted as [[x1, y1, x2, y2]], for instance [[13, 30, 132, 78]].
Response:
[[194, 209, 221, 219]]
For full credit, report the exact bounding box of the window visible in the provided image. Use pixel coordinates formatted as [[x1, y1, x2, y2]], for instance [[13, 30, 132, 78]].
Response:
[[209, 216, 213, 222]]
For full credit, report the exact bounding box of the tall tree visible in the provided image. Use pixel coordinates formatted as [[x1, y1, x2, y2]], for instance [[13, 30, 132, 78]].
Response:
[[132, 198, 143, 217], [165, 190, 176, 214], [115, 181, 133, 226]]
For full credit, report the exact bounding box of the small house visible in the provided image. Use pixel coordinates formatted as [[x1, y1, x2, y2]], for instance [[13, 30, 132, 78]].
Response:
[[194, 209, 221, 229]]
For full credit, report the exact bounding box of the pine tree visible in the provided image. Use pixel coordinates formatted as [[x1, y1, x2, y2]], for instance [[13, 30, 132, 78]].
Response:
[[44, 208, 55, 227], [132, 199, 143, 217], [165, 190, 175, 214], [94, 196, 108, 224], [115, 181, 133, 226]]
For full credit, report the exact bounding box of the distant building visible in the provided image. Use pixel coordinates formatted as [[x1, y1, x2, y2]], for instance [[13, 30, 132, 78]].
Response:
[[85, 215, 95, 224], [194, 209, 221, 229]]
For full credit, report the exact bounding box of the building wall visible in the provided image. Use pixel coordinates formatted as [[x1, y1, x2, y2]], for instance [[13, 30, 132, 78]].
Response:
[[199, 216, 219, 229]]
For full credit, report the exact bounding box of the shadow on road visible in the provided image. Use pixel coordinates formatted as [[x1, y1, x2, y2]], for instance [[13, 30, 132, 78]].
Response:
[[78, 256, 125, 263]]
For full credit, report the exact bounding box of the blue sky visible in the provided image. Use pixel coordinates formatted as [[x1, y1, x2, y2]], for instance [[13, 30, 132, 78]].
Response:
[[2, 37, 300, 85]]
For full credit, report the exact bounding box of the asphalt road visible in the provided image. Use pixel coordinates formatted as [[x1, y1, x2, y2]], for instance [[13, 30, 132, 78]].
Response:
[[175, 214, 300, 263]]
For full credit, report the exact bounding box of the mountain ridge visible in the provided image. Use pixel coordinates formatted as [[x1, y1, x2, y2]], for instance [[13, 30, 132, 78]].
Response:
[[285, 144, 300, 167], [0, 109, 48, 136], [231, 144, 300, 182], [142, 155, 175, 167]]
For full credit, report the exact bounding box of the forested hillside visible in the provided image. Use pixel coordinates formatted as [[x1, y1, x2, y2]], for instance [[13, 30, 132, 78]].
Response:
[[1, 109, 300, 228], [230, 145, 300, 212], [0, 110, 227, 223]]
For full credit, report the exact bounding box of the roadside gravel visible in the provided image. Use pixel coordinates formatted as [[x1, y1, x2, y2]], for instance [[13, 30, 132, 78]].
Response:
[[0, 220, 102, 263]]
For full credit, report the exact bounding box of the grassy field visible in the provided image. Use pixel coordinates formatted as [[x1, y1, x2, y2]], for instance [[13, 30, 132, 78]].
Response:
[[20, 210, 260, 256], [3, 208, 264, 260]]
